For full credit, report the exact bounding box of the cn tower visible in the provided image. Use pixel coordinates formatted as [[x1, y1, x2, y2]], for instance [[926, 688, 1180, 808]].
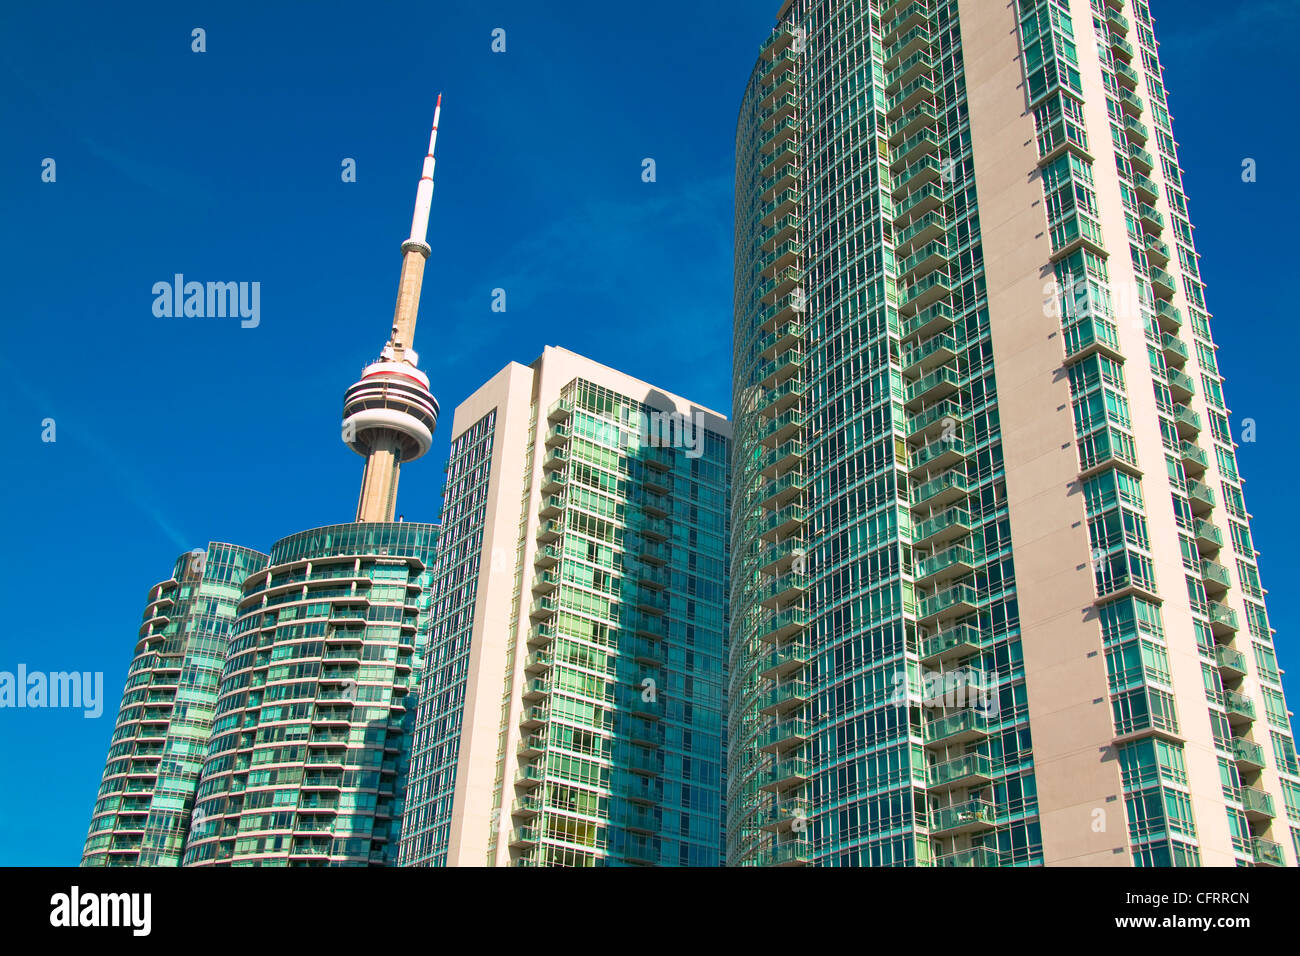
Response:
[[342, 97, 444, 522]]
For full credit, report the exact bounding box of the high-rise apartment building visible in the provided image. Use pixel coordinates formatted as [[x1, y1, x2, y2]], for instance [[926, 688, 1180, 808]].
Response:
[[399, 346, 731, 866], [728, 0, 1298, 866], [182, 522, 438, 865], [82, 543, 268, 865], [84, 102, 448, 866]]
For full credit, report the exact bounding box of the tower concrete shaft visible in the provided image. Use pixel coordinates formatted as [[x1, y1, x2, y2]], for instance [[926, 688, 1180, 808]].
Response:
[[343, 97, 443, 522]]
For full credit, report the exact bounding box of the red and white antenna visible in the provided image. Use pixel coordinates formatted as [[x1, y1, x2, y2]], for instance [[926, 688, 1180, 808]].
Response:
[[408, 94, 442, 245]]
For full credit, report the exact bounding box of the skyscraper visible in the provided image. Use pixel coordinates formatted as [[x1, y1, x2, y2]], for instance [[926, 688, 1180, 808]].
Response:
[[183, 102, 446, 866], [82, 543, 268, 865], [728, 0, 1298, 866], [85, 102, 447, 867], [399, 346, 730, 866]]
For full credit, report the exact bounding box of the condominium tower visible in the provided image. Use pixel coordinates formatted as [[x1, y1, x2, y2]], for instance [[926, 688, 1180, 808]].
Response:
[[728, 0, 1298, 866], [85, 102, 447, 866], [399, 346, 730, 866], [82, 543, 268, 865]]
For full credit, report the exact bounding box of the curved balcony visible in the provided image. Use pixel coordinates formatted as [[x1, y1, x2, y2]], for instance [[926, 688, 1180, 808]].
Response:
[[913, 506, 971, 547], [758, 754, 812, 793], [910, 471, 968, 510]]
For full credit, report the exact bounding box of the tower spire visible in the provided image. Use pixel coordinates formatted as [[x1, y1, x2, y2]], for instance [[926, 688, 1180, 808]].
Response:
[[341, 100, 443, 523]]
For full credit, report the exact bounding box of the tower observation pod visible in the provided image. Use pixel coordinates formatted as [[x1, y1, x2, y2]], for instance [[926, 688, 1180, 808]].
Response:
[[343, 96, 443, 522]]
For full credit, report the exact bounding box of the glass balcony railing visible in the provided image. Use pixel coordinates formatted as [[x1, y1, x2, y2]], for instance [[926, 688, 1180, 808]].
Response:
[[929, 798, 996, 834]]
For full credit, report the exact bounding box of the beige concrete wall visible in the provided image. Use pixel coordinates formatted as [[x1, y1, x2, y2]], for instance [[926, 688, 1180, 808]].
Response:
[[960, 0, 1128, 866]]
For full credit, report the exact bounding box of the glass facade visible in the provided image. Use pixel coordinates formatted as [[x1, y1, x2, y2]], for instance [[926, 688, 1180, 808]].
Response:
[[82, 543, 268, 866], [399, 367, 730, 866], [182, 522, 438, 866], [728, 0, 1298, 867]]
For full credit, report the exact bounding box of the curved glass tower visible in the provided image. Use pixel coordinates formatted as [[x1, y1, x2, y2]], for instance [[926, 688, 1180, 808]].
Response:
[[82, 543, 268, 866], [729, 0, 1298, 867], [183, 522, 437, 865]]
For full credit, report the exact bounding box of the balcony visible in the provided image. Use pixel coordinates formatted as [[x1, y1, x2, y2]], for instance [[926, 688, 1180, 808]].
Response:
[[1172, 404, 1201, 439], [762, 438, 806, 479], [517, 732, 546, 758], [1252, 838, 1284, 867], [539, 470, 566, 495], [758, 716, 812, 754], [760, 570, 808, 610], [924, 709, 991, 747], [756, 804, 807, 834], [905, 365, 960, 407], [536, 518, 563, 544], [887, 76, 936, 119], [1138, 202, 1163, 233], [1149, 266, 1177, 299], [913, 544, 976, 587], [514, 763, 544, 789], [1155, 300, 1182, 333], [523, 643, 556, 675], [539, 494, 566, 518], [545, 423, 569, 447], [1133, 173, 1159, 204], [757, 318, 803, 361], [757, 346, 803, 390], [928, 752, 995, 792], [1223, 691, 1256, 728], [1160, 332, 1189, 367], [928, 798, 996, 836], [1129, 144, 1155, 173], [1193, 519, 1222, 553], [1146, 236, 1172, 267], [759, 641, 811, 682], [900, 300, 955, 342], [1239, 787, 1275, 823], [893, 127, 941, 169], [902, 331, 958, 378], [759, 470, 805, 512], [761, 212, 801, 251], [907, 400, 964, 443], [917, 582, 979, 626], [547, 398, 573, 423], [913, 506, 971, 547], [519, 703, 549, 728], [763, 841, 812, 867], [909, 436, 966, 477], [760, 679, 812, 717], [1179, 441, 1209, 476], [529, 596, 557, 621], [898, 240, 950, 283], [893, 181, 944, 223], [1114, 58, 1140, 89], [757, 607, 809, 646], [884, 25, 933, 71], [1207, 601, 1238, 638], [1111, 35, 1136, 62], [895, 209, 948, 255], [759, 70, 798, 111], [934, 845, 1000, 867], [1118, 86, 1143, 117], [521, 678, 551, 702], [1215, 644, 1248, 682], [1186, 478, 1214, 515], [759, 755, 812, 793], [898, 271, 954, 317], [919, 622, 981, 665], [1201, 559, 1231, 596], [1231, 736, 1265, 773], [910, 471, 968, 510]]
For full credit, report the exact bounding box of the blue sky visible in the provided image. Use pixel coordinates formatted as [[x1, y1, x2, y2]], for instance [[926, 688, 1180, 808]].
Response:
[[0, 0, 1295, 865]]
